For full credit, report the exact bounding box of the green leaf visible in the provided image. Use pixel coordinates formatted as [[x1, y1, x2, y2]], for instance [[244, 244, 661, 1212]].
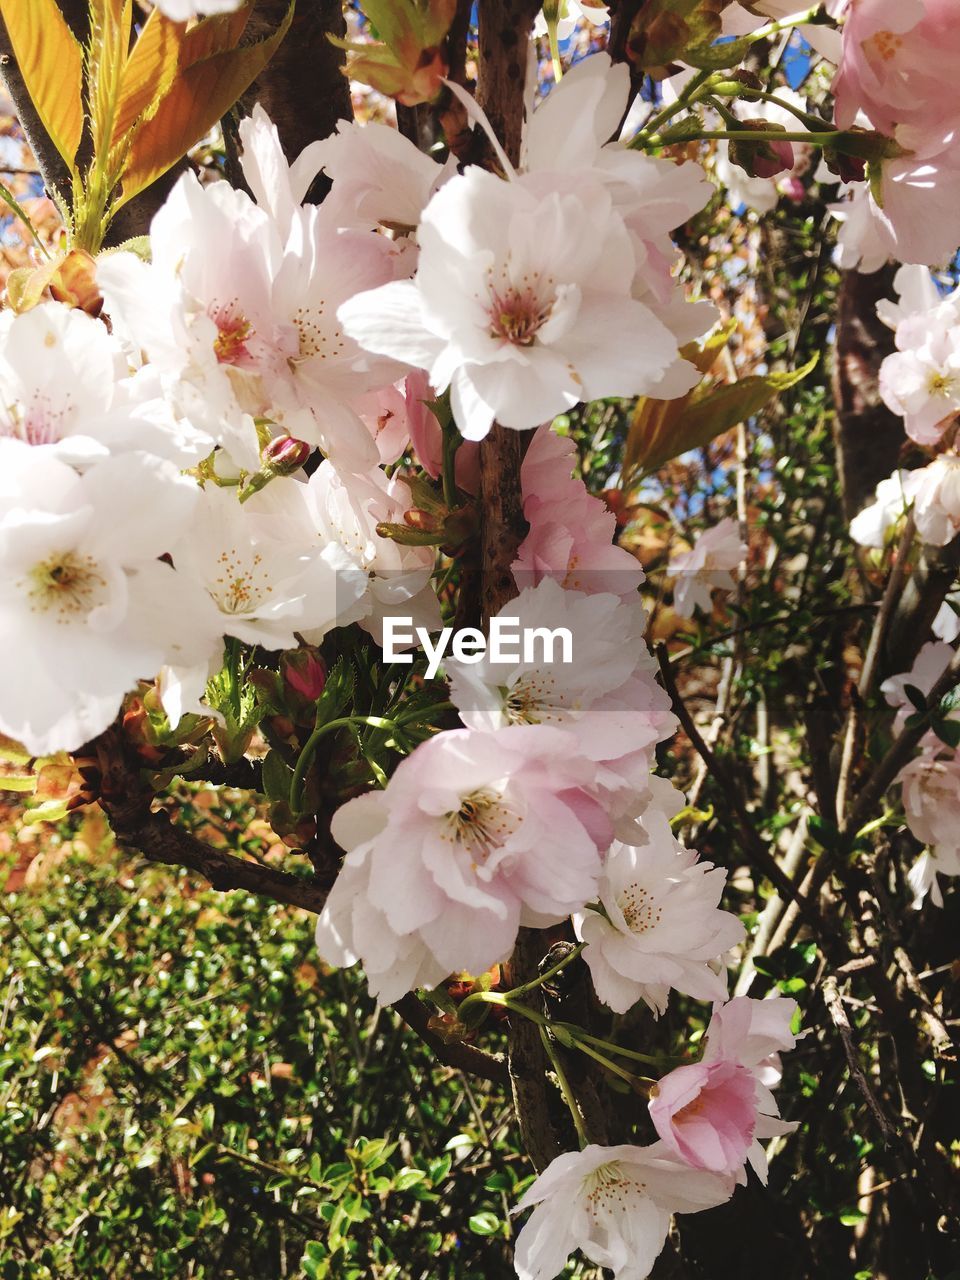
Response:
[[260, 749, 294, 803], [0, 775, 37, 793], [931, 718, 960, 749], [903, 683, 929, 714], [626, 352, 818, 481], [394, 1168, 427, 1191], [468, 1211, 501, 1237], [684, 34, 755, 70]]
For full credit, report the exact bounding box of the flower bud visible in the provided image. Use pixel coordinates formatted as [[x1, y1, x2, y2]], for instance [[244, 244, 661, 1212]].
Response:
[[729, 120, 794, 179], [262, 435, 312, 473], [280, 646, 327, 703]]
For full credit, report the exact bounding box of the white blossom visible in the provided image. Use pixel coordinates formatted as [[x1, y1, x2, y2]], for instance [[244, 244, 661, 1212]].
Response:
[[668, 517, 745, 618], [575, 806, 744, 1015], [513, 1142, 734, 1280], [0, 441, 199, 754]]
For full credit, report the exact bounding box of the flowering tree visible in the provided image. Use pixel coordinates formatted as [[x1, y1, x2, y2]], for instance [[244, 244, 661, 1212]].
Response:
[[0, 1, 957, 1276]]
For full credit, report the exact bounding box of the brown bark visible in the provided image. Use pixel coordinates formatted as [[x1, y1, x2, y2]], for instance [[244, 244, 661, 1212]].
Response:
[[474, 0, 565, 1174], [231, 0, 353, 204]]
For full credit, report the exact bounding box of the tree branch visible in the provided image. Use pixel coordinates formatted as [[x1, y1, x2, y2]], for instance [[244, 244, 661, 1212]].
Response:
[[474, 0, 562, 1172], [392, 994, 510, 1087], [656, 643, 822, 932], [117, 808, 333, 913], [822, 974, 899, 1144]]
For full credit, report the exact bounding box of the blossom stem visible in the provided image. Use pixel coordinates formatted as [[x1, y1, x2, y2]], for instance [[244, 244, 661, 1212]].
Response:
[[747, 5, 820, 41], [504, 941, 586, 1001], [563, 1034, 648, 1090], [634, 68, 713, 143], [289, 714, 398, 813], [441, 423, 462, 509], [554, 1024, 674, 1069], [716, 85, 833, 133], [539, 1025, 588, 1148], [393, 700, 455, 727], [652, 128, 840, 146]]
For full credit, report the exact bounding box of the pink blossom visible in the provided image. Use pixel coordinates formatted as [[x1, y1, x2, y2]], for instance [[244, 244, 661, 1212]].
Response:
[[513, 427, 643, 596], [880, 640, 954, 732], [699, 996, 800, 1183], [317, 725, 612, 998], [648, 1059, 758, 1174], [832, 0, 960, 137], [830, 132, 960, 271]]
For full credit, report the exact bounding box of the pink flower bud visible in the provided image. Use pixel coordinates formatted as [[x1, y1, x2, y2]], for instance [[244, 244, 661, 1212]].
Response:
[[281, 646, 327, 703], [731, 120, 794, 180], [262, 435, 312, 473]]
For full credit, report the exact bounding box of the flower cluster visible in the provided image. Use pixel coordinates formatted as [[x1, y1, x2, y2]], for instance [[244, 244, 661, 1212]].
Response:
[[850, 270, 960, 550], [0, 38, 810, 1280], [828, 0, 960, 269]]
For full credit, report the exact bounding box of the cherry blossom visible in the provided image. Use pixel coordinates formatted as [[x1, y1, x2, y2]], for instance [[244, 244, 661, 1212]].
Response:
[[301, 459, 442, 644], [315, 793, 449, 1004], [829, 135, 960, 271], [0, 441, 199, 754], [897, 741, 960, 906], [575, 808, 744, 1015], [514, 426, 644, 596], [700, 996, 800, 1183], [832, 0, 960, 138], [880, 640, 954, 732], [910, 456, 960, 547], [340, 166, 702, 440], [98, 112, 404, 473], [879, 312, 960, 445], [446, 578, 675, 821], [513, 1141, 734, 1280], [169, 480, 368, 653], [312, 117, 456, 233], [318, 725, 612, 994], [0, 301, 206, 467], [668, 517, 746, 618], [849, 469, 917, 548], [339, 52, 714, 440], [648, 1058, 758, 1175]]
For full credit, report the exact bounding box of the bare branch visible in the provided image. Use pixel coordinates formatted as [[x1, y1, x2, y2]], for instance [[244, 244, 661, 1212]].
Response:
[[822, 974, 899, 1143]]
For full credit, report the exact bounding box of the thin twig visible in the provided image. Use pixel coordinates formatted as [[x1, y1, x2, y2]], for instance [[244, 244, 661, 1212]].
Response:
[[837, 514, 916, 823], [822, 974, 898, 1143], [656, 644, 821, 931]]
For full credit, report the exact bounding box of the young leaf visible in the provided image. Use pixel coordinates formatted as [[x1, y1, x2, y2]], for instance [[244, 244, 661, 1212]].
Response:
[[179, 1, 253, 65], [625, 352, 818, 481], [115, 0, 293, 211], [0, 0, 84, 168], [112, 7, 187, 141]]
